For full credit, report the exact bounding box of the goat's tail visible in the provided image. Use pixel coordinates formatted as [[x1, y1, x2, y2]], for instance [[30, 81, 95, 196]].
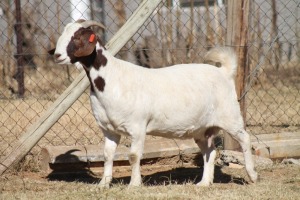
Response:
[[204, 47, 237, 79]]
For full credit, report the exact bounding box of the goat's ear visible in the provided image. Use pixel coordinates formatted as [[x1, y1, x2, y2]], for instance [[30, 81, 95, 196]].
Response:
[[74, 30, 97, 57], [48, 48, 56, 55]]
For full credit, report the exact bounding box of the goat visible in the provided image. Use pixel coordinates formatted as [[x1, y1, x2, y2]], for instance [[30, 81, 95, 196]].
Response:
[[49, 19, 258, 187]]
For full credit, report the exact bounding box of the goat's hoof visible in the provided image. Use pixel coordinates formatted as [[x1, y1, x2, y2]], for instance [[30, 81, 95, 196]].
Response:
[[98, 183, 110, 189], [196, 181, 211, 187], [128, 181, 142, 187], [249, 173, 260, 184], [249, 172, 259, 183], [98, 180, 110, 188]]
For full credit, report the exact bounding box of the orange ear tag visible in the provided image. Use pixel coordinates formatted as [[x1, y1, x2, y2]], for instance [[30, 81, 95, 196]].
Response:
[[89, 34, 95, 43]]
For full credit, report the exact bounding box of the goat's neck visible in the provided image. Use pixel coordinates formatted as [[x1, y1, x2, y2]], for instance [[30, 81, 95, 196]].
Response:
[[79, 44, 108, 70], [95, 45, 135, 71], [79, 41, 139, 76]]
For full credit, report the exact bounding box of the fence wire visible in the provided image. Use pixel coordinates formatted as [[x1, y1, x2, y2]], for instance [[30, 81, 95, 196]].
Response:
[[0, 0, 299, 168]]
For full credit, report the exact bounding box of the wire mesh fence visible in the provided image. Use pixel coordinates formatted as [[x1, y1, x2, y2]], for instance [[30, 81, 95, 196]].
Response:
[[0, 0, 299, 169]]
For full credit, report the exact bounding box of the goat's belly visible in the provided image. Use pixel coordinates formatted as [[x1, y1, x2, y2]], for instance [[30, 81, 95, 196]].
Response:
[[146, 116, 211, 139], [147, 127, 205, 139], [145, 104, 214, 139]]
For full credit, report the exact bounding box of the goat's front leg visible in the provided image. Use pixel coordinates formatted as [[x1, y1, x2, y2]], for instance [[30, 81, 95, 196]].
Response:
[[197, 143, 216, 186], [194, 131, 217, 186], [99, 131, 121, 188], [128, 131, 146, 187]]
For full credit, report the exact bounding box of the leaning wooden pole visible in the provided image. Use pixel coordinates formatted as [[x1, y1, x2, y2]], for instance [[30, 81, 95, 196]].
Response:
[[0, 0, 162, 175], [224, 0, 250, 151]]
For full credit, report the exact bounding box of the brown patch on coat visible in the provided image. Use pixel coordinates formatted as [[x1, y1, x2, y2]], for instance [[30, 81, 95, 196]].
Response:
[[205, 127, 220, 148], [84, 69, 95, 93], [94, 76, 105, 92], [66, 28, 97, 64], [93, 49, 107, 70], [63, 27, 107, 92], [129, 153, 138, 165]]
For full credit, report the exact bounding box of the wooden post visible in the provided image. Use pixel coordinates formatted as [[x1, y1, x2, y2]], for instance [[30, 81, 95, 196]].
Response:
[[0, 0, 163, 176], [112, 0, 128, 60], [271, 0, 280, 70], [14, 0, 25, 97], [224, 0, 250, 151]]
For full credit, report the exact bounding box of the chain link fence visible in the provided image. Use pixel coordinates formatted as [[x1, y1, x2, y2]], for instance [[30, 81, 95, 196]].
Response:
[[0, 0, 299, 169]]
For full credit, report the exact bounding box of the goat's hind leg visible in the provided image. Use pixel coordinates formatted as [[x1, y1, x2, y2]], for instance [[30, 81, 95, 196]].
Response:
[[228, 128, 258, 183], [221, 100, 258, 183], [128, 131, 146, 187], [99, 130, 121, 188], [224, 123, 258, 183]]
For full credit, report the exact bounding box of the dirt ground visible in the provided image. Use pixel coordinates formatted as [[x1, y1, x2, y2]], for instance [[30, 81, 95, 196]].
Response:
[[0, 161, 299, 200]]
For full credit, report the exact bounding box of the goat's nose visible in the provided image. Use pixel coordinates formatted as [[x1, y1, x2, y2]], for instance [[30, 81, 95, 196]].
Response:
[[54, 53, 61, 59]]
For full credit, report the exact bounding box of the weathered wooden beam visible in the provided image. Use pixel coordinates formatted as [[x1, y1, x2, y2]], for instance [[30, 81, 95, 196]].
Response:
[[251, 132, 300, 159], [224, 0, 250, 151], [0, 0, 163, 176], [40, 132, 300, 172], [40, 139, 200, 172]]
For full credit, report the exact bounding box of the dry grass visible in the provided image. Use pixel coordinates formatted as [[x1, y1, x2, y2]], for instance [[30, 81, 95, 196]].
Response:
[[0, 163, 299, 200]]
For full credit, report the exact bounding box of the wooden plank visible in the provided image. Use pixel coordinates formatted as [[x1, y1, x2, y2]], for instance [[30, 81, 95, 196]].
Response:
[[251, 132, 300, 159], [224, 0, 250, 151], [0, 0, 163, 175], [40, 139, 200, 172], [40, 132, 300, 172]]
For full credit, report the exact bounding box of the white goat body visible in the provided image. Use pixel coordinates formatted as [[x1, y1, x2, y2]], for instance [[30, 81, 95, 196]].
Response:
[[92, 55, 236, 137], [50, 20, 258, 187]]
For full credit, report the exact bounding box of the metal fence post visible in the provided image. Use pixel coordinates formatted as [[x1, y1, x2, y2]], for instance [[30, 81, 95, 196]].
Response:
[[14, 0, 25, 97]]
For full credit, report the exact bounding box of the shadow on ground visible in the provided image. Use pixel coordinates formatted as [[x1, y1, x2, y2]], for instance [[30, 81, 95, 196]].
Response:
[[46, 165, 247, 186], [113, 166, 247, 186]]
